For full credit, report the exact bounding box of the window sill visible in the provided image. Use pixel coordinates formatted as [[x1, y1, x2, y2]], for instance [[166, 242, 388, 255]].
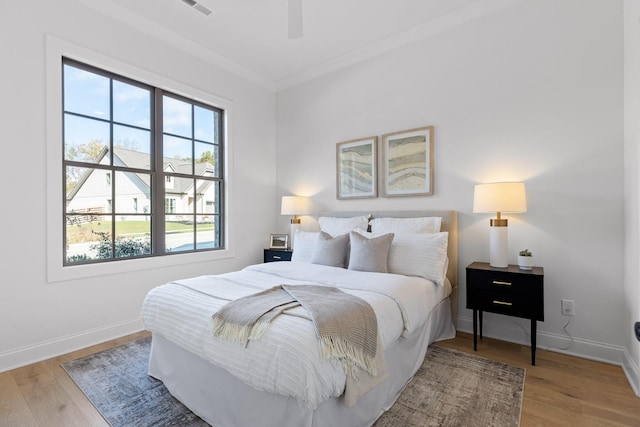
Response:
[[47, 248, 234, 283]]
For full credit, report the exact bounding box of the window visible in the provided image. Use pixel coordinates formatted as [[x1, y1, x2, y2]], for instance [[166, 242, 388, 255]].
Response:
[[63, 59, 224, 265], [165, 198, 176, 214]]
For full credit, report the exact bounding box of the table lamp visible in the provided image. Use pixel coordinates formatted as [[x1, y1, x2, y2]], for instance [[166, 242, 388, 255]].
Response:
[[473, 182, 527, 267], [280, 196, 310, 249]]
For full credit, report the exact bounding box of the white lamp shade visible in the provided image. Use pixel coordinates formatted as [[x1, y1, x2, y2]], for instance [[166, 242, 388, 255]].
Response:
[[473, 182, 527, 214], [281, 196, 310, 251], [281, 196, 310, 216]]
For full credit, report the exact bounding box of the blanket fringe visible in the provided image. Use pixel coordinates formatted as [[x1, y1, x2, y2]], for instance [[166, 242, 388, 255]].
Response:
[[248, 320, 270, 341], [212, 317, 252, 345], [319, 335, 377, 379], [212, 317, 272, 345]]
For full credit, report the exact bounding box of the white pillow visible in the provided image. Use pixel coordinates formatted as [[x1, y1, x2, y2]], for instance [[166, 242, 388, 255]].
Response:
[[370, 216, 442, 234], [318, 215, 369, 237], [311, 232, 349, 268], [353, 228, 449, 285], [291, 230, 319, 263], [347, 231, 394, 273], [389, 232, 449, 285]]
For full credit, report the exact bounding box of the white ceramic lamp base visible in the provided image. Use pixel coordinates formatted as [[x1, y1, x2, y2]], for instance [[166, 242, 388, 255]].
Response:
[[489, 225, 508, 268], [289, 222, 300, 250]]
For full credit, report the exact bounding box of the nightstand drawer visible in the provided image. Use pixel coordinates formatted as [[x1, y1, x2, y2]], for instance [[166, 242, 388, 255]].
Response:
[[264, 249, 292, 263], [466, 268, 538, 296], [469, 290, 542, 319]]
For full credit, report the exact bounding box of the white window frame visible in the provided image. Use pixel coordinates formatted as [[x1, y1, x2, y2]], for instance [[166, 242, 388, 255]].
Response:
[[46, 35, 235, 282]]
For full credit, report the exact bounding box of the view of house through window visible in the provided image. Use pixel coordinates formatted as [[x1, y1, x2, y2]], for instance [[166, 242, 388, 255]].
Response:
[[63, 59, 224, 265]]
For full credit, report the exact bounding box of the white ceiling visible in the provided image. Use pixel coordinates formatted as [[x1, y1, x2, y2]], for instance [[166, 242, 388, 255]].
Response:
[[90, 0, 504, 90]]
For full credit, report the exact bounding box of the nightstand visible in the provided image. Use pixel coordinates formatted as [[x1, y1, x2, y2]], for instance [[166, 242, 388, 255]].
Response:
[[466, 262, 544, 365], [264, 249, 292, 263]]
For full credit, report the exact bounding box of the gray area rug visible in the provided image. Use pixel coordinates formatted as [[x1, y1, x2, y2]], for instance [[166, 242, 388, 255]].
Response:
[[373, 345, 525, 427], [63, 337, 524, 427], [62, 336, 208, 427]]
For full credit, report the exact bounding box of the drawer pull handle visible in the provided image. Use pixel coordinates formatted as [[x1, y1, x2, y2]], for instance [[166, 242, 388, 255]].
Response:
[[273, 256, 282, 260], [493, 300, 513, 306], [493, 280, 512, 286]]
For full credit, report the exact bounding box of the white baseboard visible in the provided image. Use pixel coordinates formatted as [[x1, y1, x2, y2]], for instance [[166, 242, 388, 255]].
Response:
[[622, 347, 640, 397], [457, 315, 640, 398], [0, 318, 144, 374]]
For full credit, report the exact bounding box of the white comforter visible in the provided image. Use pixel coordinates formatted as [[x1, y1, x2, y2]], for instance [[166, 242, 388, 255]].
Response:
[[141, 262, 451, 409]]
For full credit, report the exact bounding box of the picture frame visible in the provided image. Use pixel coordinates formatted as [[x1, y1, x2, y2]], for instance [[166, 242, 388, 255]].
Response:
[[269, 233, 289, 249], [382, 126, 434, 197], [336, 136, 378, 200]]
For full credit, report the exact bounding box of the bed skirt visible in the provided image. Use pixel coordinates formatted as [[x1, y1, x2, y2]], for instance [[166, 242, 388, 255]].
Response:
[[148, 296, 455, 427]]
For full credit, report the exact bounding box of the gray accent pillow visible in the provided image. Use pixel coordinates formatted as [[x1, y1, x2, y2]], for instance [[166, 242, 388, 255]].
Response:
[[311, 231, 349, 268], [348, 231, 394, 273]]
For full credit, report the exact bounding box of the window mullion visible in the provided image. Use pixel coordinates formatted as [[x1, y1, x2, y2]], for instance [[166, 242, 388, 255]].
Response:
[[192, 105, 197, 250], [109, 78, 116, 259], [153, 88, 165, 254], [218, 109, 225, 247]]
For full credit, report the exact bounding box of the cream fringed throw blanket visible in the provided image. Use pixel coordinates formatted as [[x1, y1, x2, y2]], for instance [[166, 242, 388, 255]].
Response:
[[211, 284, 387, 404]]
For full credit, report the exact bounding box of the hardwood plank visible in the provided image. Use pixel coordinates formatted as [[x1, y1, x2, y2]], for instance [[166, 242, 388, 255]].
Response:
[[0, 371, 38, 427], [520, 411, 571, 427], [583, 405, 640, 427], [44, 357, 109, 427], [522, 398, 587, 427], [522, 375, 583, 414], [11, 362, 92, 427], [578, 389, 640, 427]]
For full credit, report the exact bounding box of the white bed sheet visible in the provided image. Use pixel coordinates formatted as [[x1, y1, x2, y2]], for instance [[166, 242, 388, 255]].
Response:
[[142, 262, 451, 409]]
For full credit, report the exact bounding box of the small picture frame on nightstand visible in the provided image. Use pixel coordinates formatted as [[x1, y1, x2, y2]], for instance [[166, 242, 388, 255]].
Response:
[[269, 234, 289, 249]]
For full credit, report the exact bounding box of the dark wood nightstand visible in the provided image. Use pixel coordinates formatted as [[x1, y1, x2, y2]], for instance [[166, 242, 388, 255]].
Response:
[[466, 261, 544, 365], [264, 249, 292, 263]]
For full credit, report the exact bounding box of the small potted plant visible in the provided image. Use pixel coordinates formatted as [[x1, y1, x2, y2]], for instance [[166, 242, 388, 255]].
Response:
[[518, 249, 533, 270]]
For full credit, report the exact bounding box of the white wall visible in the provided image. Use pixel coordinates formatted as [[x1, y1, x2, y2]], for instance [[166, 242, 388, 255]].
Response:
[[277, 0, 632, 375], [0, 0, 276, 371], [624, 0, 640, 395]]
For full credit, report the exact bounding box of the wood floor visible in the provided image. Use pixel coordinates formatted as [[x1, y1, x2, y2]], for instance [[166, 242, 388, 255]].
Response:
[[0, 331, 638, 426]]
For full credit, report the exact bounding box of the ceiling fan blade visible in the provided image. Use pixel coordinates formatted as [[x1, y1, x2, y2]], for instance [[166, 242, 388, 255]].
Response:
[[288, 0, 303, 39]]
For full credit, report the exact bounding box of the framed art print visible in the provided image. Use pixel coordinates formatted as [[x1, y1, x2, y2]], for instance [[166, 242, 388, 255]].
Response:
[[269, 234, 289, 249], [382, 126, 434, 197], [336, 136, 378, 200]]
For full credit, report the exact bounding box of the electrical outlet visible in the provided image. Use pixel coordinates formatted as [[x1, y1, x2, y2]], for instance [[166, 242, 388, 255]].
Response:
[[561, 299, 575, 316]]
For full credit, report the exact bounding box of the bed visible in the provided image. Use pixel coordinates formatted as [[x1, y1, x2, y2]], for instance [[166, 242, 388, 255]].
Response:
[[142, 210, 458, 427]]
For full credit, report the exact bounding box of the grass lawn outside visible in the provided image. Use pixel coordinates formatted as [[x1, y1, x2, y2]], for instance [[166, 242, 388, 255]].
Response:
[[66, 220, 214, 244]]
